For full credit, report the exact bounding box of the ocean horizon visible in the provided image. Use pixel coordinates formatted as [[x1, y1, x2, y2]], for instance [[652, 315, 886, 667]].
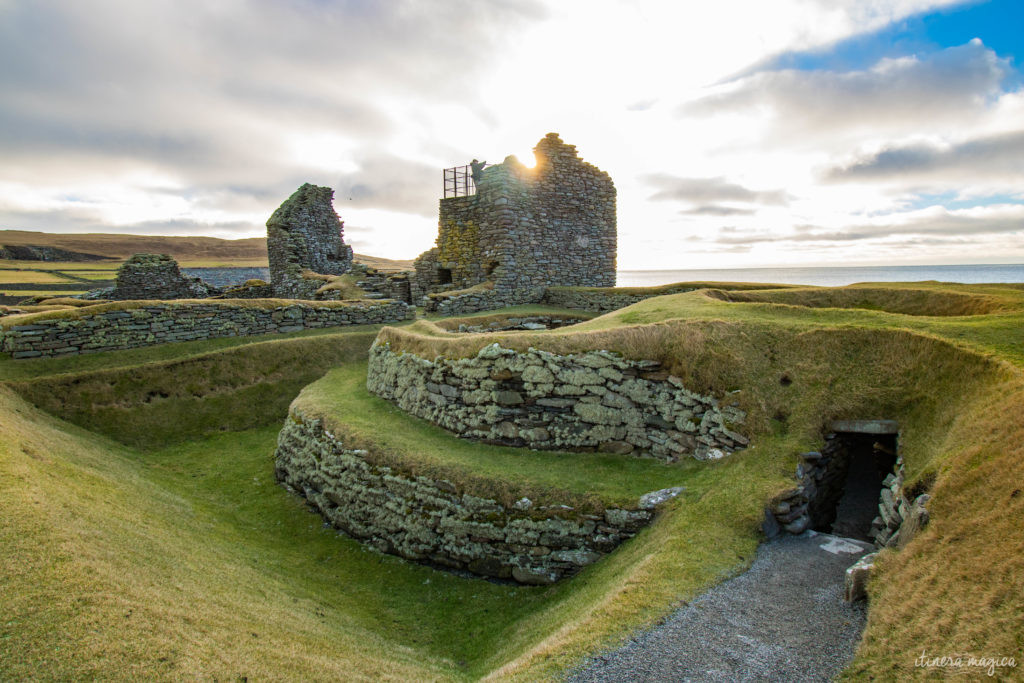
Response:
[[616, 264, 1024, 288]]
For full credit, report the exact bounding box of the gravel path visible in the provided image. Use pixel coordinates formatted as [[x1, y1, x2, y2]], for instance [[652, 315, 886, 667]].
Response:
[[569, 531, 873, 682]]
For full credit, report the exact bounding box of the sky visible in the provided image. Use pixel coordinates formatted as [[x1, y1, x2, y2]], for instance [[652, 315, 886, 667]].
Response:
[[0, 0, 1022, 270]]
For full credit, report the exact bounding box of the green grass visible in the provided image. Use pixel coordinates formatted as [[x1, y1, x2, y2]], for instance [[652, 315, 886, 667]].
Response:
[[64, 270, 118, 280], [0, 269, 76, 284], [0, 355, 792, 681], [295, 362, 716, 510], [3, 280, 1024, 679], [0, 289, 88, 297], [0, 322, 395, 382]]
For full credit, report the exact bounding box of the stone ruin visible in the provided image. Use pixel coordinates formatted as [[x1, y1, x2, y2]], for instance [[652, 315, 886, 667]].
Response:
[[412, 133, 617, 304], [107, 253, 215, 300], [266, 183, 353, 298]]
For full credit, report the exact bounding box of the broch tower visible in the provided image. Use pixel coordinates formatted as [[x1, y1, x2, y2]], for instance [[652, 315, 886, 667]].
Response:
[[413, 133, 616, 303]]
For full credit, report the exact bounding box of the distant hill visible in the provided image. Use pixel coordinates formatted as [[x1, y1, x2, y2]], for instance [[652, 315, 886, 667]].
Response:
[[0, 230, 413, 270]]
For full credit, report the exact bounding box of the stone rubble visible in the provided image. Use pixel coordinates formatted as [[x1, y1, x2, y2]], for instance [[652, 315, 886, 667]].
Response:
[[107, 253, 216, 300], [843, 551, 879, 602]]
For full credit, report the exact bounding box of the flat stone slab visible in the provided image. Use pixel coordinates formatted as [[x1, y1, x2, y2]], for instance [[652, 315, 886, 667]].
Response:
[[569, 532, 874, 682], [830, 419, 899, 434]]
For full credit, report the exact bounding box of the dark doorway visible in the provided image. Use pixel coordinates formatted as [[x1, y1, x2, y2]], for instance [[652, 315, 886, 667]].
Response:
[[809, 423, 898, 541], [437, 268, 453, 284], [830, 433, 897, 540]]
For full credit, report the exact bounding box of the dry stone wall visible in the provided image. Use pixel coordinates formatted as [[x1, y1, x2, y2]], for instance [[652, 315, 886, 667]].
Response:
[[275, 409, 682, 584], [109, 253, 215, 300], [424, 287, 508, 316], [267, 183, 353, 298], [450, 315, 589, 333], [1, 300, 411, 358], [367, 342, 747, 461]]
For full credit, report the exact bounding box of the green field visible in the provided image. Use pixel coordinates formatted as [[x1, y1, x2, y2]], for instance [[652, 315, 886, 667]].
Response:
[[2, 283, 1023, 680]]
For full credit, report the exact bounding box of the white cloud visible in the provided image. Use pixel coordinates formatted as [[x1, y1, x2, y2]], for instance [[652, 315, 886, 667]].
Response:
[[0, 0, 1017, 269], [683, 41, 1010, 145]]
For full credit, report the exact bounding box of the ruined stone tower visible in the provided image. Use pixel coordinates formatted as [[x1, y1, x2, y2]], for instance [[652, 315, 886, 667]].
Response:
[[266, 183, 353, 297], [413, 133, 616, 303]]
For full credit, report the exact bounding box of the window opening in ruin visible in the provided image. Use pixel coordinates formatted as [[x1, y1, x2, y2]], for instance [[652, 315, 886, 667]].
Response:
[[483, 261, 499, 277], [810, 429, 898, 541], [437, 268, 453, 284]]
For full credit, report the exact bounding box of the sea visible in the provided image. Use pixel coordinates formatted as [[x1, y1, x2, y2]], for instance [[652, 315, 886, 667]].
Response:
[[616, 264, 1024, 288]]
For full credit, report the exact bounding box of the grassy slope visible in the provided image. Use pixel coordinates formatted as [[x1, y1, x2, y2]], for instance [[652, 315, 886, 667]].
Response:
[[2, 281, 1024, 679], [8, 331, 380, 448], [370, 283, 1024, 677], [0, 390, 456, 680]]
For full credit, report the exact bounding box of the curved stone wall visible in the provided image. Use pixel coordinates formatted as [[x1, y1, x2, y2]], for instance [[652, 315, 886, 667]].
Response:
[[274, 409, 679, 584], [366, 342, 747, 461]]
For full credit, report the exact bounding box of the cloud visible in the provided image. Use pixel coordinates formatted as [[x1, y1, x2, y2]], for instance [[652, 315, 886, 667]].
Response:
[[712, 206, 1024, 245], [0, 0, 544, 226], [683, 41, 1009, 141], [826, 129, 1024, 181], [679, 205, 756, 216], [0, 205, 258, 239], [332, 152, 439, 218], [644, 174, 789, 206]]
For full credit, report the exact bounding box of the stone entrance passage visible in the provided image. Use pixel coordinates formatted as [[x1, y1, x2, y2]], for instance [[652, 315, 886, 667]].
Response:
[[810, 421, 899, 542]]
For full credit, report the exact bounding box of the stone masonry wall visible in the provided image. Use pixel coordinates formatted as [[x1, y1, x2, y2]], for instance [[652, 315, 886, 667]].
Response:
[[414, 133, 616, 305], [267, 183, 354, 298], [275, 408, 682, 584], [367, 342, 747, 461], [424, 287, 511, 316], [450, 315, 589, 333], [1, 300, 411, 359], [110, 253, 215, 300]]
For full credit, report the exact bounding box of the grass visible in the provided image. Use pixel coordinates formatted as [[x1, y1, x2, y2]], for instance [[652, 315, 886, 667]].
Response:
[[8, 331, 379, 449], [546, 280, 796, 297], [430, 307, 596, 331], [428, 280, 495, 299], [294, 362, 717, 511], [308, 272, 367, 299], [64, 270, 119, 280], [1, 289, 89, 298], [2, 280, 1024, 679], [0, 270, 77, 284], [0, 374, 792, 681]]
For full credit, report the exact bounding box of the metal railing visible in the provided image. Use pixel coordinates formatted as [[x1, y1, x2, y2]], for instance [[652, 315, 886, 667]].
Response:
[[444, 165, 477, 198]]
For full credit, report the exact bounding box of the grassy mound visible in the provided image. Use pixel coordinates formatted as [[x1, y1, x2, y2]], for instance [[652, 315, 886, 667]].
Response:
[[705, 284, 1016, 316], [1, 280, 1023, 679], [425, 305, 598, 331]]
